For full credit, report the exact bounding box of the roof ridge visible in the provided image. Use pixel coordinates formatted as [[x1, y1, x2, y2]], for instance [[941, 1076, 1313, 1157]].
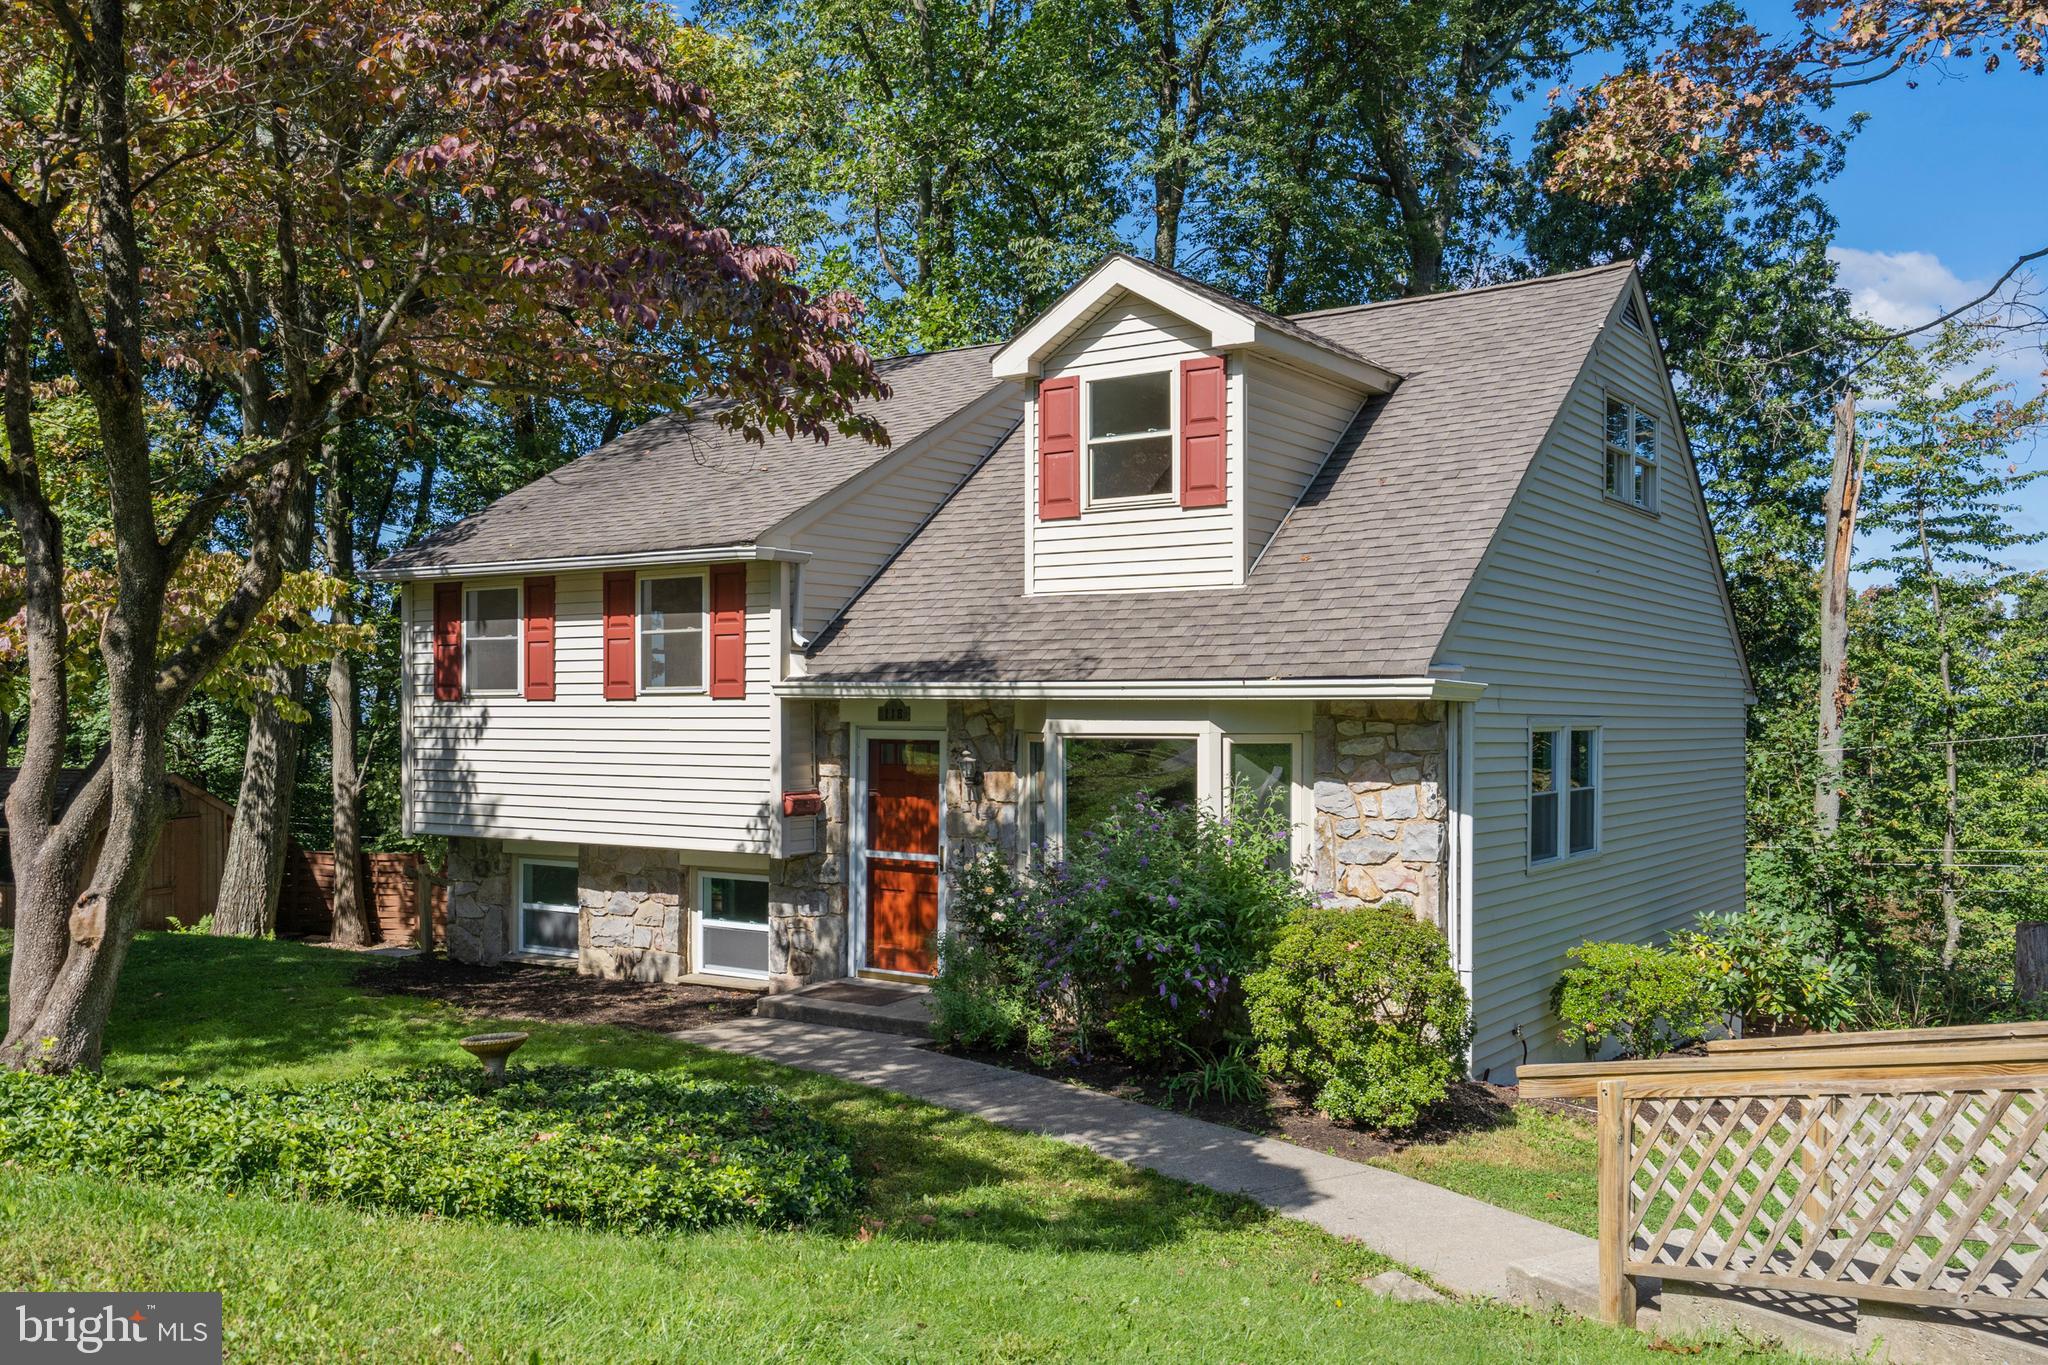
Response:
[[1286, 260, 1637, 323]]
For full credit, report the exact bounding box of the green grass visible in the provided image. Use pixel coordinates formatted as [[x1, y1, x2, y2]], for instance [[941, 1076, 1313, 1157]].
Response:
[[0, 934, 1801, 1362], [1372, 1107, 1603, 1238]]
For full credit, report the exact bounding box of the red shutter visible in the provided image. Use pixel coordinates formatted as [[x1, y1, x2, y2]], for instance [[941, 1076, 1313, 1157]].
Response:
[[523, 575, 555, 701], [709, 562, 747, 699], [432, 582, 462, 701], [1179, 355, 1227, 508], [602, 571, 636, 701], [1037, 375, 1081, 520]]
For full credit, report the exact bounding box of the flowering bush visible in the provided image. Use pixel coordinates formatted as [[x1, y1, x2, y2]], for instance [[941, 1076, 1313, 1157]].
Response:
[[1245, 904, 1471, 1128], [1025, 790, 1309, 1061]]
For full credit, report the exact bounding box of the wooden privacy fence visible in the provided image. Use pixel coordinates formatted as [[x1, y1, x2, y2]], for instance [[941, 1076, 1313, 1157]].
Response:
[[279, 848, 446, 946], [1522, 1023, 2048, 1329]]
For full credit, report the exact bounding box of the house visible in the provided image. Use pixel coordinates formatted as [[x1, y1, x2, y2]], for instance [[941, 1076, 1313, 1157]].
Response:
[[368, 256, 1751, 1078], [0, 768, 234, 931]]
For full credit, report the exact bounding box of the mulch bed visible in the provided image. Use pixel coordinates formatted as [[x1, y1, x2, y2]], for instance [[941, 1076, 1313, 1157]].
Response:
[[359, 954, 1590, 1155], [360, 954, 760, 1034], [940, 1043, 1586, 1157]]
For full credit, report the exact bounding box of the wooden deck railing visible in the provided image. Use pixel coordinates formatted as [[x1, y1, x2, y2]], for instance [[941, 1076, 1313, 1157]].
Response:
[[1520, 1026, 2048, 1327]]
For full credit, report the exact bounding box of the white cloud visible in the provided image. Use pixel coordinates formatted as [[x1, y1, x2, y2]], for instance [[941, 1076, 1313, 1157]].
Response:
[[1827, 246, 1981, 329]]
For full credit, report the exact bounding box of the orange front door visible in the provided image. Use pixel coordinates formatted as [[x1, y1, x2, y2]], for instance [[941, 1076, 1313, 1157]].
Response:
[[865, 738, 941, 974]]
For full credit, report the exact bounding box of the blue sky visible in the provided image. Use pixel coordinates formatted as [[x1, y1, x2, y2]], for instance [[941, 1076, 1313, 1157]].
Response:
[[1785, 60, 2048, 567], [1570, 13, 2048, 565]]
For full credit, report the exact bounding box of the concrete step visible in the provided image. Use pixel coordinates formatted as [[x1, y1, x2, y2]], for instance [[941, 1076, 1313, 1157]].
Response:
[[1506, 1246, 2048, 1363], [754, 981, 934, 1039]]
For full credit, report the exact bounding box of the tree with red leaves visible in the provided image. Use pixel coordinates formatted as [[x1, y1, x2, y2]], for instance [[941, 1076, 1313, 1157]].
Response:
[[0, 0, 884, 1070]]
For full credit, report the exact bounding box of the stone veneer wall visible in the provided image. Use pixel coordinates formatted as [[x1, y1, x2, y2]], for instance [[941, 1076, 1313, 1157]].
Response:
[[945, 700, 1022, 856], [767, 700, 849, 991], [579, 844, 683, 982], [1311, 700, 1450, 926], [764, 699, 1024, 992], [445, 836, 512, 964]]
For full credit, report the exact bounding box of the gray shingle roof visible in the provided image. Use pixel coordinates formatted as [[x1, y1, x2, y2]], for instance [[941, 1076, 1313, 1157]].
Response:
[[375, 343, 1004, 575], [803, 263, 1635, 682]]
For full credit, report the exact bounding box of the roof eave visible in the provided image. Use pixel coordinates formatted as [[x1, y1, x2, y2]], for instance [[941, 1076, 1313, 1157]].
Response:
[[991, 256, 1396, 393], [776, 675, 1484, 702], [364, 543, 810, 583]]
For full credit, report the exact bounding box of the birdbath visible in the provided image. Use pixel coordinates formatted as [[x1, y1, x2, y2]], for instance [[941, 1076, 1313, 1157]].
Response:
[[458, 1031, 529, 1084]]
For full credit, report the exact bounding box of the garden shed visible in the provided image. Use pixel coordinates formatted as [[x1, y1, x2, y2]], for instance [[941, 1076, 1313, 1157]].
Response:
[[0, 767, 234, 931]]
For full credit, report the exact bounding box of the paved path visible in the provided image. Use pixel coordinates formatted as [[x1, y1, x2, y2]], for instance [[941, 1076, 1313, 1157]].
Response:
[[685, 1016, 1589, 1300]]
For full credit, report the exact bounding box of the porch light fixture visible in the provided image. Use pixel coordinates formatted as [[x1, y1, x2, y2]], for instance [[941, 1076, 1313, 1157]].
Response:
[[953, 742, 982, 804]]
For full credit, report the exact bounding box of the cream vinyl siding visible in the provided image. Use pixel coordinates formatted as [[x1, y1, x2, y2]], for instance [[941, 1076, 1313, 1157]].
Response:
[[403, 562, 777, 852], [1437, 304, 1748, 1081], [785, 394, 1022, 639], [1241, 355, 1367, 565], [1026, 296, 1242, 593]]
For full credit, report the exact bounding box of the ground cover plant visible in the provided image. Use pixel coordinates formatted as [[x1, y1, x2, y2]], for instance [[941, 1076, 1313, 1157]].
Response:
[[0, 1065, 857, 1232], [0, 932, 1792, 1363]]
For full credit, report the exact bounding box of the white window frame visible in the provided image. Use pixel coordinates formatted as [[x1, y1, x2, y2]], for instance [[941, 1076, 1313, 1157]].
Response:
[[515, 856, 579, 958], [463, 583, 523, 696], [1083, 362, 1178, 510], [1018, 734, 1049, 871], [1604, 395, 1659, 514], [1224, 733, 1310, 874], [636, 569, 709, 694], [1048, 721, 1210, 857], [695, 870, 771, 981], [1529, 724, 1601, 868]]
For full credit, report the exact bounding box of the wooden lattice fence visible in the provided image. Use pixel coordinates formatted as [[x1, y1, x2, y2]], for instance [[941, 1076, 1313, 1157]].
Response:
[[1596, 1076, 2048, 1325]]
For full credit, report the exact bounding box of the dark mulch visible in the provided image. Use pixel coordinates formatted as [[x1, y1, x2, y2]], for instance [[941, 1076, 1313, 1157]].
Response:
[[939, 1043, 1571, 1157], [360, 954, 760, 1033]]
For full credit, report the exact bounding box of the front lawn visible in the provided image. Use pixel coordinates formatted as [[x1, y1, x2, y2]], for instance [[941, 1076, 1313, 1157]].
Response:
[[0, 934, 1788, 1362]]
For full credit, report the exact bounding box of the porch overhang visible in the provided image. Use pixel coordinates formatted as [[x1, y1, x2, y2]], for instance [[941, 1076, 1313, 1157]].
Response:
[[775, 676, 1485, 702]]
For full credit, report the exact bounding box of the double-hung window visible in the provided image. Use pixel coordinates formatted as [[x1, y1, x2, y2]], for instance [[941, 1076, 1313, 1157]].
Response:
[[517, 859, 579, 957], [1087, 371, 1173, 503], [1530, 726, 1599, 864], [639, 574, 705, 691], [464, 586, 520, 694], [1605, 397, 1657, 512]]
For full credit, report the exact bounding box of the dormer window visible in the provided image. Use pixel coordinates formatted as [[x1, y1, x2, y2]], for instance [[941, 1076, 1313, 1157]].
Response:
[[1088, 371, 1174, 504]]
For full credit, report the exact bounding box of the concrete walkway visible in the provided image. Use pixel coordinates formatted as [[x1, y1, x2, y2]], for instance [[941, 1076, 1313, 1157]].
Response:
[[685, 1016, 1588, 1300]]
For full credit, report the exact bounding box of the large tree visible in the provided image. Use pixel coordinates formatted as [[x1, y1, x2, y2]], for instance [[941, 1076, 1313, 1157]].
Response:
[[0, 0, 883, 1070]]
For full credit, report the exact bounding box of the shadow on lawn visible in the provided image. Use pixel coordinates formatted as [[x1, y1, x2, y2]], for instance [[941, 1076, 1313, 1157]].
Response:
[[2, 933, 1275, 1258]]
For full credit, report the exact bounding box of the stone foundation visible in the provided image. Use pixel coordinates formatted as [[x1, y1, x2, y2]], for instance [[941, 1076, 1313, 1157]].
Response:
[[445, 837, 513, 964], [1310, 700, 1450, 926], [579, 844, 683, 982]]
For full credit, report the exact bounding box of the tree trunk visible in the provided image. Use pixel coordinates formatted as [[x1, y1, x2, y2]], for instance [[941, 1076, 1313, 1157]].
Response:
[[2020, 923, 2048, 1004], [212, 470, 316, 937], [211, 669, 304, 937], [325, 456, 373, 947], [1813, 389, 1860, 837]]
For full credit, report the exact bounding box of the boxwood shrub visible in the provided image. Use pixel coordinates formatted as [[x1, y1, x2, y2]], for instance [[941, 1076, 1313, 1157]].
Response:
[[1246, 904, 1471, 1129], [0, 1064, 858, 1232]]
